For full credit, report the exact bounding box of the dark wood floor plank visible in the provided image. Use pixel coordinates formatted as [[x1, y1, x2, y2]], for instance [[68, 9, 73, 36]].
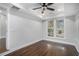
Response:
[[0, 38, 7, 53], [6, 40, 79, 56]]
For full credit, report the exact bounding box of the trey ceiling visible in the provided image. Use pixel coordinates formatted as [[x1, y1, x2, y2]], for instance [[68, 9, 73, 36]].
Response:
[[13, 3, 64, 19], [19, 3, 64, 19], [0, 3, 79, 19], [12, 3, 79, 19]]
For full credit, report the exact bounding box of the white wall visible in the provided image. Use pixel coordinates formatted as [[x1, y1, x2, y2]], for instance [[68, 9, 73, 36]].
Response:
[[64, 16, 76, 43], [42, 21, 48, 39], [75, 15, 79, 52], [0, 13, 7, 39], [0, 7, 7, 39], [7, 9, 42, 49], [75, 15, 79, 41]]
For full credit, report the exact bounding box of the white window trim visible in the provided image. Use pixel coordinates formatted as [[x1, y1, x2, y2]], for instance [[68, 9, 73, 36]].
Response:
[[47, 19, 65, 39]]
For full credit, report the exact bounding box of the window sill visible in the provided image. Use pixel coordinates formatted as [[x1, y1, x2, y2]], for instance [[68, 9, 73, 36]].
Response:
[[47, 36, 65, 40]]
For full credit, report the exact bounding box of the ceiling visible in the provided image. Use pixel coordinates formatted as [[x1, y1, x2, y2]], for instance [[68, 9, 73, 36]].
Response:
[[13, 3, 79, 19], [0, 3, 79, 20], [64, 3, 79, 17], [17, 3, 64, 19], [0, 3, 13, 15]]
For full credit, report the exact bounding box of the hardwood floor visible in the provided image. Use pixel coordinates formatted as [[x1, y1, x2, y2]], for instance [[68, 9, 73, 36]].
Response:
[[6, 40, 78, 56], [0, 38, 7, 53]]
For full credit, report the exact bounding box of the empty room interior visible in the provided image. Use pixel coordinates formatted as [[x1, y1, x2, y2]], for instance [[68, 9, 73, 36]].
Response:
[[0, 3, 79, 56]]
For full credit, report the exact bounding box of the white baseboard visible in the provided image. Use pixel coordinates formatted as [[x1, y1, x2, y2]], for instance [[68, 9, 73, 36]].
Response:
[[45, 39, 75, 45], [0, 39, 42, 56]]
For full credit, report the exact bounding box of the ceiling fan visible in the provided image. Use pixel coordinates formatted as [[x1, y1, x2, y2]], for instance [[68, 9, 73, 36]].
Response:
[[32, 3, 55, 14]]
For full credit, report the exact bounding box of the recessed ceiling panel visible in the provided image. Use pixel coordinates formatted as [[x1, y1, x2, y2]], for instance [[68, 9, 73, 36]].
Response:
[[15, 3, 79, 19]]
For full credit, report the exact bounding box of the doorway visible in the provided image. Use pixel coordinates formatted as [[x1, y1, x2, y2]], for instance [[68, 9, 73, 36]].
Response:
[[0, 8, 7, 53]]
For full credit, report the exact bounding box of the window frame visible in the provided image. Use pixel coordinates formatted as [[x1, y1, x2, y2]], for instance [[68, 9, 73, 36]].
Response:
[[47, 18, 64, 39]]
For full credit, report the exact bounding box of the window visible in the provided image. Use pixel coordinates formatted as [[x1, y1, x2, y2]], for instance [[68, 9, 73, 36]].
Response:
[[56, 20, 64, 38], [48, 19, 64, 38], [48, 20, 54, 37]]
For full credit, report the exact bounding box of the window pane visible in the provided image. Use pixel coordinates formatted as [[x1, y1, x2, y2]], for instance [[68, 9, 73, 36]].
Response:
[[48, 20, 54, 37], [56, 20, 64, 38]]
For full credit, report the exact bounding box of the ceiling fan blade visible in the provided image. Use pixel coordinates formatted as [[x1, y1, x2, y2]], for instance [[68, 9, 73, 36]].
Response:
[[47, 3, 53, 6], [32, 7, 41, 10], [47, 7, 55, 11], [43, 3, 46, 5]]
